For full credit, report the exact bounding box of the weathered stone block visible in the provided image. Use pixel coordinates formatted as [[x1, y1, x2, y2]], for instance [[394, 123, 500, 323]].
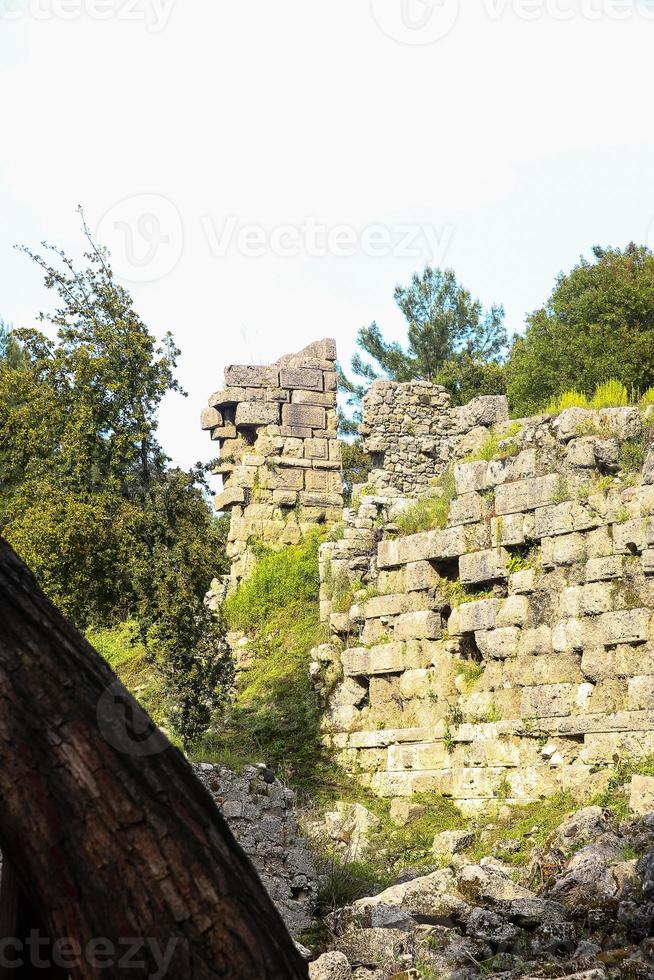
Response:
[[551, 618, 587, 652], [210, 423, 238, 441], [305, 438, 328, 459], [272, 489, 298, 506], [597, 609, 650, 645], [224, 364, 279, 387], [566, 436, 597, 468], [279, 367, 323, 391], [559, 583, 613, 619], [342, 642, 406, 677], [448, 599, 501, 636], [282, 403, 326, 429], [214, 485, 246, 510], [459, 548, 510, 585], [268, 468, 305, 491], [389, 799, 427, 827], [496, 595, 530, 627], [475, 627, 520, 660], [377, 526, 467, 569], [585, 555, 624, 582], [534, 502, 574, 538], [405, 561, 439, 592], [509, 568, 537, 595], [491, 513, 527, 547], [399, 669, 431, 699], [200, 406, 223, 430], [208, 386, 246, 407], [613, 519, 645, 555], [495, 474, 562, 515], [541, 533, 586, 568], [454, 460, 490, 495], [627, 675, 654, 710], [553, 407, 595, 442], [449, 493, 483, 526], [521, 684, 575, 718], [299, 491, 343, 508], [362, 594, 412, 619], [394, 611, 442, 641], [291, 389, 335, 408], [235, 402, 280, 427], [630, 775, 654, 816]]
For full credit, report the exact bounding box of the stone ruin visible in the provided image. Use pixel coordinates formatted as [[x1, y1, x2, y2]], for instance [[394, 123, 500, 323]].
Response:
[[204, 340, 654, 816], [193, 763, 318, 938], [202, 338, 343, 591]]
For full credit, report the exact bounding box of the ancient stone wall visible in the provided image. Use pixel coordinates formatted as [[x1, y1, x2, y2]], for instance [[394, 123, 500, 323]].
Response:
[[202, 339, 343, 588], [193, 763, 317, 937], [360, 380, 509, 495], [313, 399, 654, 815]]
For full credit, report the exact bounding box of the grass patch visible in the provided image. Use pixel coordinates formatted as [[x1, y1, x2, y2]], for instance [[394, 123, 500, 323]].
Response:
[[394, 468, 456, 536], [86, 619, 170, 732], [593, 754, 654, 821], [620, 439, 645, 473], [592, 378, 629, 409], [468, 792, 576, 867], [194, 532, 332, 796], [464, 425, 521, 463]]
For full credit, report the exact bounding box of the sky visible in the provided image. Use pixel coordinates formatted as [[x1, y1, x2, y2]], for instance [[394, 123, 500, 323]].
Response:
[[2, 0, 654, 482]]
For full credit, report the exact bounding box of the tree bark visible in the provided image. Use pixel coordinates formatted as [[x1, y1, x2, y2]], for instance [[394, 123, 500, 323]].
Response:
[[0, 539, 309, 979]]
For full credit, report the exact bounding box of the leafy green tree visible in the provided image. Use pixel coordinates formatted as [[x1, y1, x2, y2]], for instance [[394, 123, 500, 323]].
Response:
[[340, 267, 507, 426], [339, 439, 371, 503], [0, 211, 231, 748], [507, 244, 654, 416]]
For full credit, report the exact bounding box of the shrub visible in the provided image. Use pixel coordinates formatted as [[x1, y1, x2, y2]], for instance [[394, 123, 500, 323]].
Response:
[[464, 425, 520, 463], [545, 389, 589, 414], [640, 386, 654, 408], [592, 378, 629, 409], [620, 439, 645, 473], [395, 467, 456, 536]]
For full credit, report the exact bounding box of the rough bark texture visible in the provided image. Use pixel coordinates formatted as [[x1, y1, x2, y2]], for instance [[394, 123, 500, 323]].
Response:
[[0, 539, 309, 979]]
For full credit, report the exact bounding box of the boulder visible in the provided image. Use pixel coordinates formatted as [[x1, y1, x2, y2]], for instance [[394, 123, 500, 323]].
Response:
[[547, 841, 623, 910], [465, 907, 518, 946], [309, 951, 352, 979], [643, 448, 654, 485], [630, 775, 654, 817], [551, 806, 613, 855], [432, 830, 475, 859], [353, 868, 469, 924]]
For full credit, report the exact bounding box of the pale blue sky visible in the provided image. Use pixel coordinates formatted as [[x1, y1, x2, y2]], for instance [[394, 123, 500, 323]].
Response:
[[2, 1, 654, 481]]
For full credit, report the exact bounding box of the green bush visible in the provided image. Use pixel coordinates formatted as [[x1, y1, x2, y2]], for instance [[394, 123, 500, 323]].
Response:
[[545, 389, 589, 414], [620, 439, 645, 473], [394, 468, 455, 536], [223, 533, 321, 632], [640, 386, 654, 408], [592, 378, 629, 409]]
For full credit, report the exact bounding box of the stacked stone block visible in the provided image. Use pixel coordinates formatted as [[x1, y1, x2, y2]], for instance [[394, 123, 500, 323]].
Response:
[[202, 339, 344, 586], [313, 398, 654, 814], [360, 380, 509, 495], [194, 763, 317, 936]]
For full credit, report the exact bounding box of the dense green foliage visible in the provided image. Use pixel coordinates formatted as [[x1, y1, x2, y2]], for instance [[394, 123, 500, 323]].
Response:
[[0, 215, 231, 748], [340, 438, 371, 502], [195, 533, 329, 791], [340, 266, 507, 424], [507, 244, 654, 416]]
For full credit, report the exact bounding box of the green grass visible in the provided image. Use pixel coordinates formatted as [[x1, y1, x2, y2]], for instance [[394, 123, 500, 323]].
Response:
[[457, 660, 485, 690], [468, 792, 576, 868], [545, 389, 590, 413], [464, 425, 521, 463], [620, 439, 645, 473], [194, 532, 332, 795], [593, 754, 654, 821], [394, 468, 456, 536], [86, 619, 170, 732]]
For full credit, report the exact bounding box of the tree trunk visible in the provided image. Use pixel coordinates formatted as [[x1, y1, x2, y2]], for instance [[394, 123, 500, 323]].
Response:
[[0, 539, 309, 979]]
